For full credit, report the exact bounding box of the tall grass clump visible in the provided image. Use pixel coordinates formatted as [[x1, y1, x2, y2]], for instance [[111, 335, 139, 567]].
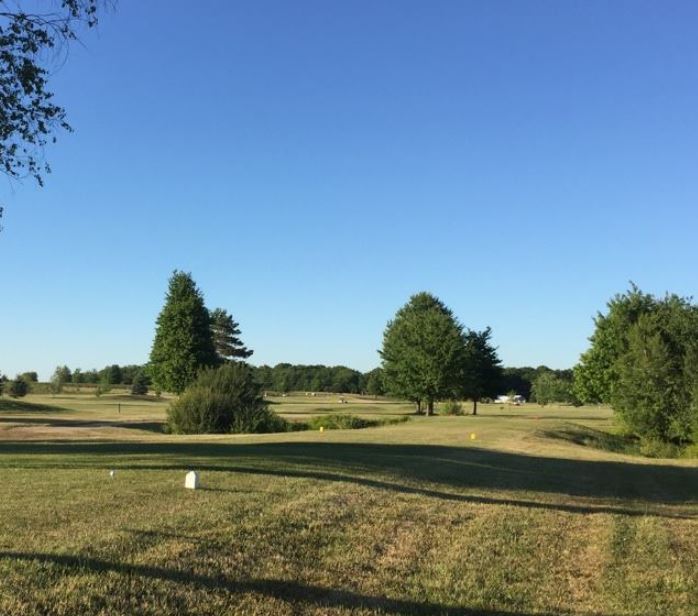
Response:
[[440, 400, 464, 415], [167, 363, 287, 434], [306, 414, 410, 430]]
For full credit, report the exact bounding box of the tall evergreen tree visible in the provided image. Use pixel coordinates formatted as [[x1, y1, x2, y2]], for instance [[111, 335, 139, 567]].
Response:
[[149, 271, 218, 394], [462, 327, 502, 415], [210, 308, 253, 361], [380, 292, 465, 415]]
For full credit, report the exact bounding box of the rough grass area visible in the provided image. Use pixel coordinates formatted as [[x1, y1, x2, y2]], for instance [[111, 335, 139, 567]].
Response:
[[542, 424, 696, 459], [306, 414, 410, 430], [0, 394, 696, 615]]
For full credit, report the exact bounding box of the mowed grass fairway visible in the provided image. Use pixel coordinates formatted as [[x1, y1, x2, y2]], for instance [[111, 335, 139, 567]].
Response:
[[0, 394, 696, 615]]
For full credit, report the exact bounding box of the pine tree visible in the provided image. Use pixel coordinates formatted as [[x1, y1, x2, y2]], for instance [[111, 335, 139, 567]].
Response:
[[149, 271, 218, 394], [210, 308, 253, 361]]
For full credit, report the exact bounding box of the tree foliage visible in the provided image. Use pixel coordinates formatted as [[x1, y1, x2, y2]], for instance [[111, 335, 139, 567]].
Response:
[[0, 1, 103, 225], [130, 370, 149, 396], [167, 363, 285, 434], [461, 327, 502, 414], [576, 286, 698, 443], [51, 365, 71, 384], [573, 284, 656, 404], [611, 298, 698, 443], [149, 271, 218, 394], [9, 377, 28, 397], [253, 363, 364, 394], [210, 308, 253, 361], [101, 364, 122, 385], [531, 371, 574, 406], [364, 367, 385, 396], [380, 292, 465, 415]]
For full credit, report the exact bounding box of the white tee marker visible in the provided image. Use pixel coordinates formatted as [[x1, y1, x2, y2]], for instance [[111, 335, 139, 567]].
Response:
[[185, 471, 200, 490]]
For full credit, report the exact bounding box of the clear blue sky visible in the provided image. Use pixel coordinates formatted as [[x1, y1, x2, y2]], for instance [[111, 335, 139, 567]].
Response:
[[2, 0, 698, 380]]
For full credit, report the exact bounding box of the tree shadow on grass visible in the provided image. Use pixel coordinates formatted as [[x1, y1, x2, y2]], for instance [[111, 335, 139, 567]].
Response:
[[0, 416, 165, 433], [0, 550, 599, 616], [540, 425, 640, 455], [1, 440, 696, 518], [0, 399, 70, 413]]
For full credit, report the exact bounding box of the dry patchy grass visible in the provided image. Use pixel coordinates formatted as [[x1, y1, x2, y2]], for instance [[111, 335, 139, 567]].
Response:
[[0, 394, 696, 615]]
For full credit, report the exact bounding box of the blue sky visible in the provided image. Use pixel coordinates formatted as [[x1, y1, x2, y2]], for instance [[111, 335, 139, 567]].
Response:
[[2, 0, 698, 380]]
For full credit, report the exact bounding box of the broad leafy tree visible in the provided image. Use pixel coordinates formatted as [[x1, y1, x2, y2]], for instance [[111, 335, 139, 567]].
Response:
[[52, 365, 72, 385], [149, 271, 218, 394], [101, 364, 122, 385], [531, 371, 573, 406], [364, 367, 385, 396], [573, 284, 655, 404], [577, 286, 698, 443], [380, 292, 465, 415], [0, 1, 104, 226], [462, 327, 502, 415], [611, 297, 698, 443], [50, 364, 72, 394], [209, 308, 253, 361]]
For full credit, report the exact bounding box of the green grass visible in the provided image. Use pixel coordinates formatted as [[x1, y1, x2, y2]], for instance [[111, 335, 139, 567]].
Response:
[[0, 393, 696, 615]]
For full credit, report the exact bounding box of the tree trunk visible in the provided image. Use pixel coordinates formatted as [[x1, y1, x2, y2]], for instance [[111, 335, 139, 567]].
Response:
[[415, 399, 423, 414], [472, 399, 478, 415], [426, 399, 434, 416]]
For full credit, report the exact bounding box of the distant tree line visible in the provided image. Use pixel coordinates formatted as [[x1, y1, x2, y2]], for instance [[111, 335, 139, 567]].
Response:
[[47, 364, 148, 386], [252, 364, 364, 394]]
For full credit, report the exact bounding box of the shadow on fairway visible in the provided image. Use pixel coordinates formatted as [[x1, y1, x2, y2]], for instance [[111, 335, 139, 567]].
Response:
[[0, 416, 165, 433], [0, 399, 71, 413], [0, 550, 599, 616], [1, 440, 696, 517]]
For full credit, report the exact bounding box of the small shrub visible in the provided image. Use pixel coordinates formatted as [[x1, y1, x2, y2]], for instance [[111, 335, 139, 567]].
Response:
[[638, 438, 683, 459], [95, 385, 110, 398], [306, 414, 409, 430], [131, 371, 149, 396], [440, 400, 464, 415], [9, 379, 28, 398], [308, 414, 371, 430], [167, 363, 287, 434]]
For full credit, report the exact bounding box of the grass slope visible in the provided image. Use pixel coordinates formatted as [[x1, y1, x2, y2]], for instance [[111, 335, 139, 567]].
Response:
[[0, 394, 696, 615]]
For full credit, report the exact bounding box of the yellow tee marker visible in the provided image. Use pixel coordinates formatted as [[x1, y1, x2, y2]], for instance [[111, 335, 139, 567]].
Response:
[[319, 426, 324, 433], [469, 432, 476, 440]]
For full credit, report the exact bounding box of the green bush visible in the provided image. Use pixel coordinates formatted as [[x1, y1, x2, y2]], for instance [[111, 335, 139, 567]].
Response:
[[440, 400, 464, 415], [307, 414, 371, 430], [9, 379, 29, 398], [167, 363, 287, 434], [306, 414, 409, 430], [130, 371, 149, 396]]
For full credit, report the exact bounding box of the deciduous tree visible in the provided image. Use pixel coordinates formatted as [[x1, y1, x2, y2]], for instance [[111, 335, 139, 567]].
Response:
[[0, 1, 105, 226], [531, 371, 573, 406], [380, 292, 465, 415], [573, 284, 655, 404]]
